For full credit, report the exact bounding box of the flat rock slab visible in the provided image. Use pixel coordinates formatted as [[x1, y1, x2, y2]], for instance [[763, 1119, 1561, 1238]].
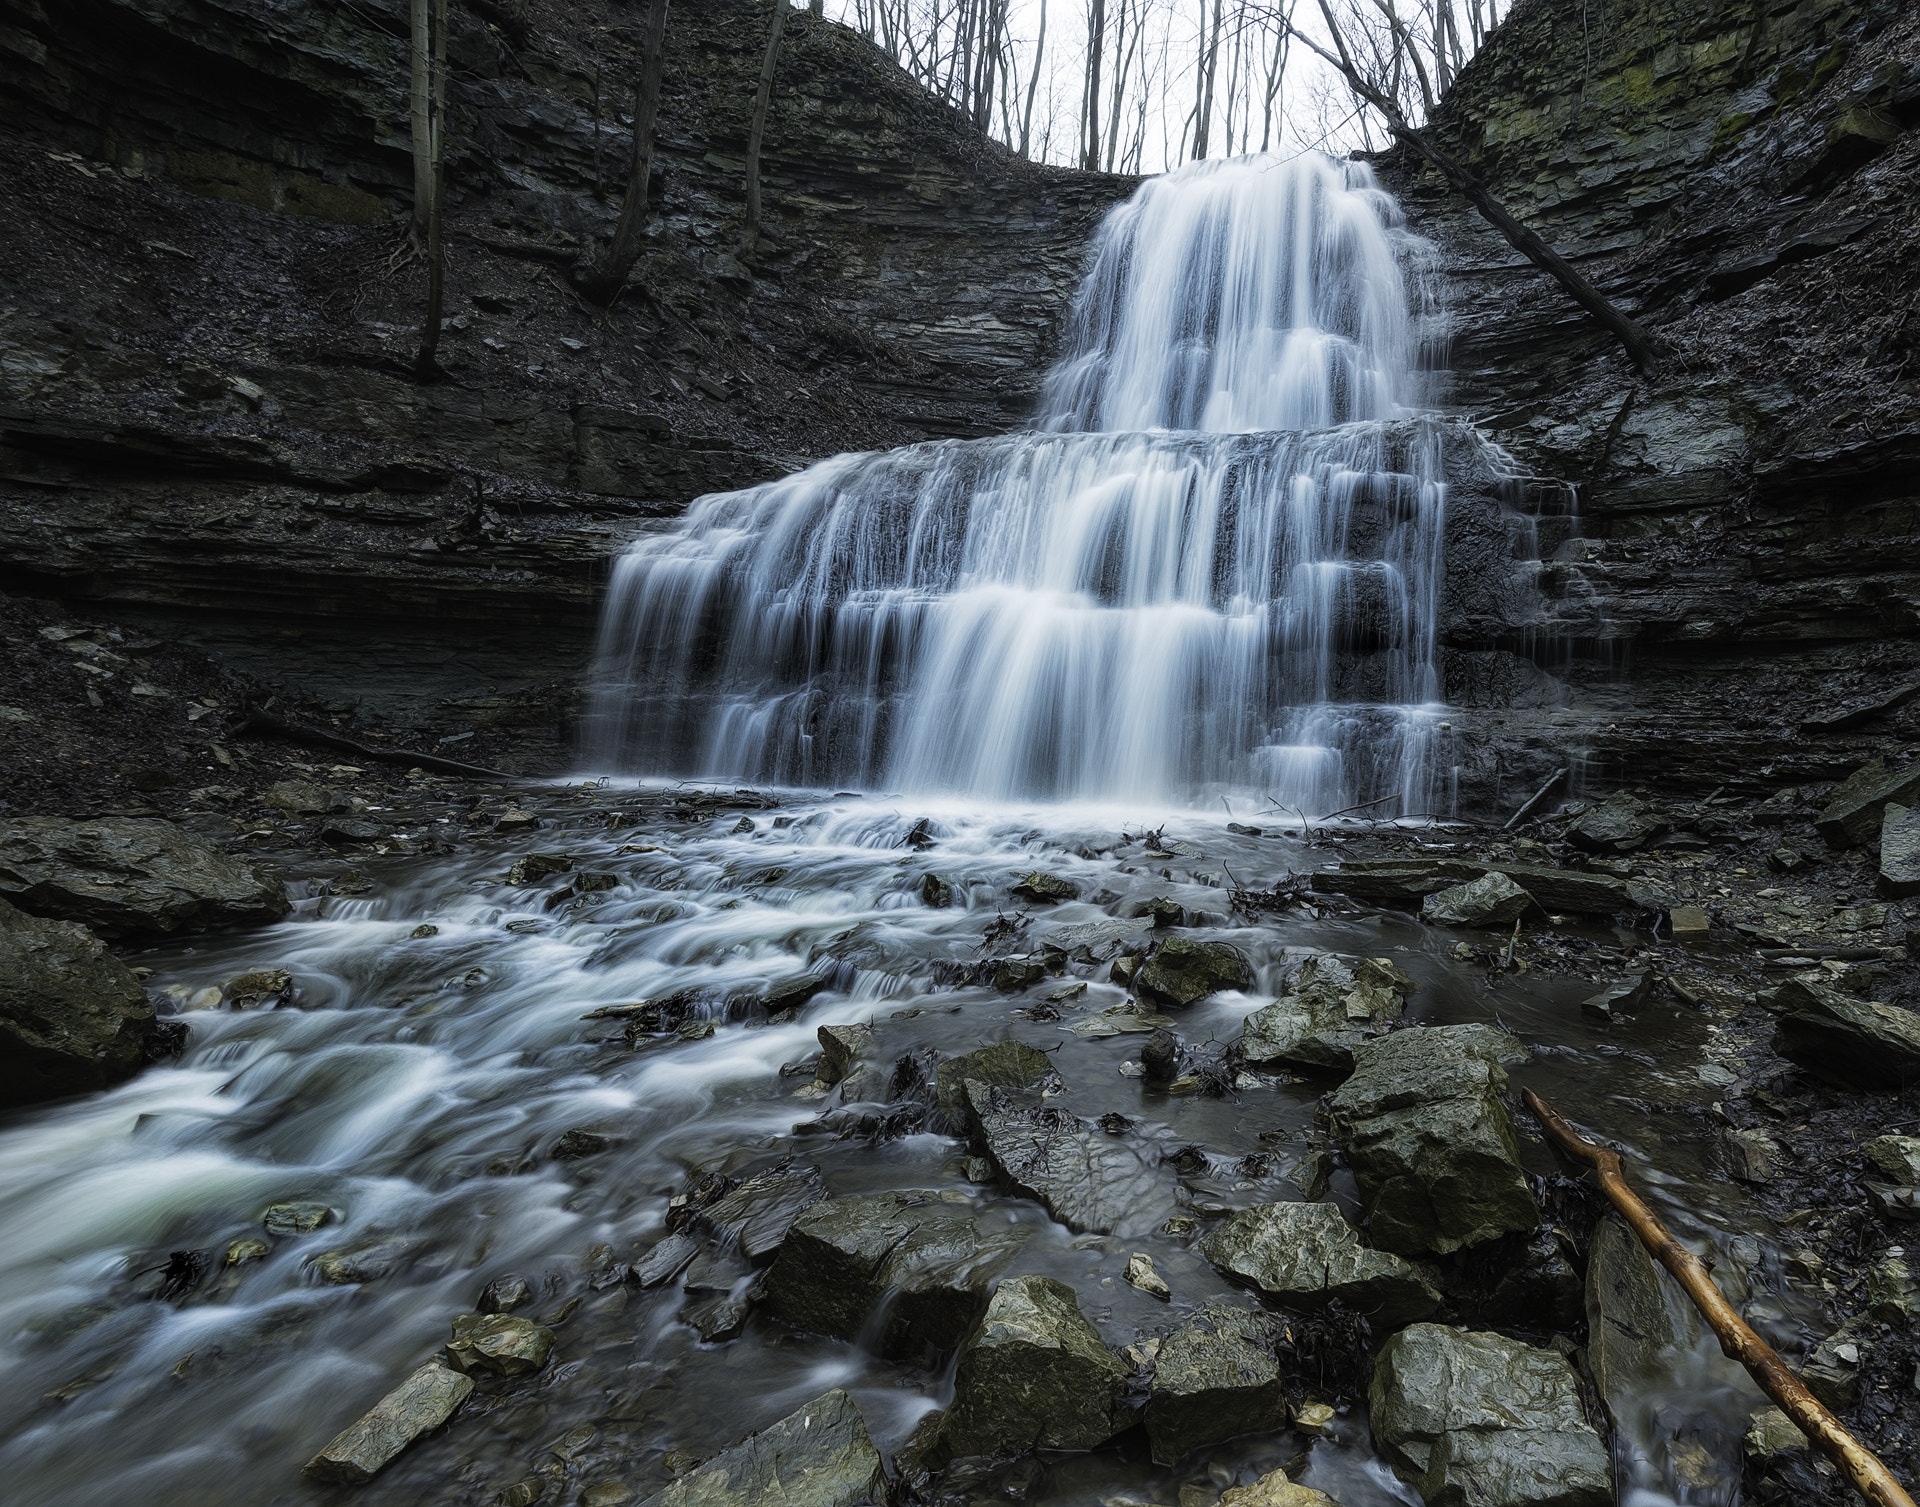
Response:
[[0, 896, 155, 1106], [1422, 871, 1533, 927], [1197, 1201, 1441, 1329], [1144, 1303, 1285, 1463], [1326, 1025, 1538, 1256], [1818, 757, 1920, 849], [939, 1273, 1128, 1458], [1369, 1324, 1610, 1507], [0, 816, 289, 937], [1767, 975, 1920, 1087], [764, 1191, 1027, 1357], [304, 1361, 473, 1485], [698, 1161, 826, 1262], [1880, 803, 1920, 898], [967, 1081, 1173, 1236], [637, 1388, 886, 1507]]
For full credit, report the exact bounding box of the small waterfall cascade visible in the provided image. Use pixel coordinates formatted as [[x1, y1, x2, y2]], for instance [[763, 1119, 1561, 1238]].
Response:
[[585, 153, 1459, 810]]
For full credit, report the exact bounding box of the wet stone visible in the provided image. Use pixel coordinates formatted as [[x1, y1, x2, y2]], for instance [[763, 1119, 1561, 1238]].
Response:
[[933, 1038, 1051, 1113], [1124, 1251, 1171, 1300], [507, 852, 572, 885], [1238, 953, 1410, 1073], [552, 1128, 611, 1160], [1369, 1324, 1610, 1507], [263, 1200, 335, 1236], [303, 1361, 473, 1485], [1880, 803, 1920, 898], [1421, 870, 1532, 927], [224, 1238, 270, 1266], [1817, 757, 1920, 849], [446, 1312, 555, 1375], [1864, 1135, 1920, 1185], [224, 968, 291, 1008], [636, 1388, 886, 1507], [312, 1235, 418, 1285], [684, 1288, 754, 1343], [1766, 975, 1920, 1087], [0, 896, 155, 1106], [1010, 871, 1077, 904], [632, 1231, 701, 1289], [1219, 1468, 1337, 1505], [1581, 971, 1657, 1022], [1134, 936, 1254, 1008], [966, 1081, 1172, 1236], [1144, 1302, 1285, 1464], [759, 970, 833, 1015], [696, 1161, 826, 1262], [920, 872, 954, 907], [814, 1023, 873, 1085], [479, 1274, 532, 1312], [1586, 1215, 1697, 1420], [938, 1274, 1129, 1458], [1565, 792, 1668, 853], [1141, 1027, 1181, 1082], [1197, 1200, 1441, 1329]]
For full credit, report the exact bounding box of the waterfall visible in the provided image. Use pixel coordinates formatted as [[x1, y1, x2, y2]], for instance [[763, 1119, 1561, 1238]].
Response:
[[585, 153, 1454, 810]]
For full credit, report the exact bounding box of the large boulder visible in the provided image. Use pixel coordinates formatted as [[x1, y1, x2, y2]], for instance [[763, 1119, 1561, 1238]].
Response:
[[1564, 793, 1668, 854], [1143, 1303, 1285, 1463], [1197, 1200, 1441, 1329], [0, 896, 156, 1106], [1766, 976, 1920, 1087], [0, 816, 288, 937], [966, 1081, 1172, 1236], [1369, 1325, 1611, 1507], [763, 1191, 1027, 1358], [933, 1038, 1051, 1113], [1238, 954, 1412, 1073], [637, 1389, 886, 1507], [1586, 1216, 1703, 1429], [938, 1274, 1128, 1458], [1326, 1026, 1539, 1256], [1135, 936, 1254, 1008], [1421, 872, 1533, 928], [1818, 757, 1920, 849]]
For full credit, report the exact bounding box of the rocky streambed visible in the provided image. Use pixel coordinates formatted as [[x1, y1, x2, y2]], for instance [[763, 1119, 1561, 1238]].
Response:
[[5, 774, 1920, 1507]]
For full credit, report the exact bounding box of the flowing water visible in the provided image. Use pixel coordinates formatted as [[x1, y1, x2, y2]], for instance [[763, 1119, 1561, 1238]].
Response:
[[0, 154, 1815, 1506]]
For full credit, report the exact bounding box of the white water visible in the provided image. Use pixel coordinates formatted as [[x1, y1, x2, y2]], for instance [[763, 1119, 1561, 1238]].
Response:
[[585, 153, 1456, 812]]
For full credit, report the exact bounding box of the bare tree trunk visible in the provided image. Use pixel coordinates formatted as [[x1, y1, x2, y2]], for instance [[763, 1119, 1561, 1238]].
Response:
[[810, 0, 823, 15], [412, 0, 448, 381], [577, 0, 670, 304], [744, 0, 791, 252], [1193, 0, 1224, 159], [1019, 0, 1048, 156], [409, 0, 432, 245], [1082, 0, 1105, 170], [1259, 8, 1290, 150], [1291, 0, 1661, 374]]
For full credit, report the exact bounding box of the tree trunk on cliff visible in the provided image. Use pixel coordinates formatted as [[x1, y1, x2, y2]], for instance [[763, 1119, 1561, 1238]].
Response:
[[412, 0, 449, 382], [1290, 0, 1662, 375], [1019, 0, 1047, 157], [743, 0, 790, 252], [577, 0, 670, 305]]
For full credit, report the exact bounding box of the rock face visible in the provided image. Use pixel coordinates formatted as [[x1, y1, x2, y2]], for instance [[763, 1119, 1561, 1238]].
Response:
[[1422, 871, 1533, 927], [939, 1274, 1128, 1458], [1197, 1200, 1441, 1329], [1767, 976, 1920, 1087], [636, 1389, 886, 1507], [1369, 1325, 1611, 1507], [1326, 1026, 1539, 1256], [1238, 953, 1412, 1072], [966, 1081, 1171, 1236], [0, 895, 155, 1105], [303, 1361, 474, 1485], [1143, 1303, 1285, 1464], [1880, 803, 1920, 898], [763, 1191, 1027, 1358], [1134, 937, 1255, 1008], [0, 817, 288, 937]]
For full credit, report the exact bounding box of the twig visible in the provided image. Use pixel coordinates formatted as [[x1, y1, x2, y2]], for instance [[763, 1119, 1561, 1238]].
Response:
[[1524, 1089, 1919, 1507], [1315, 793, 1402, 821]]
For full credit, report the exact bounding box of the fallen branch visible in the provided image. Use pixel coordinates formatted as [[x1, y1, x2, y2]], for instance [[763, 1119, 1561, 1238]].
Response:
[[1503, 766, 1568, 831], [1315, 792, 1402, 822], [1523, 1088, 1918, 1507], [233, 706, 521, 783]]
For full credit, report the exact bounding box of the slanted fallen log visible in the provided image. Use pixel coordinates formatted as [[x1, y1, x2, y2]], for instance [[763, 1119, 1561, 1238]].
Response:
[[1524, 1088, 1917, 1507], [233, 706, 520, 783]]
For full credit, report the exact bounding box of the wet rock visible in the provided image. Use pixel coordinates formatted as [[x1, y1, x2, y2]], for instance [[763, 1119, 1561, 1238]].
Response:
[[1477, 1227, 1585, 1334], [920, 873, 954, 907], [0, 896, 155, 1106], [759, 970, 834, 1015], [1311, 858, 1638, 915], [992, 957, 1049, 992], [1136, 895, 1185, 928], [1880, 803, 1920, 898], [1011, 871, 1077, 904], [322, 818, 384, 845], [1580, 971, 1657, 1023], [636, 1389, 885, 1507], [1326, 1025, 1538, 1256], [812, 1023, 875, 1087], [938, 1274, 1128, 1458], [1144, 1303, 1285, 1464], [1135, 937, 1254, 1008], [1766, 975, 1920, 1087], [1800, 1328, 1863, 1410], [1566, 792, 1669, 854], [507, 852, 572, 885], [1868, 1254, 1920, 1323], [933, 1039, 1051, 1113], [1587, 1215, 1697, 1422], [312, 1235, 418, 1285], [1422, 871, 1532, 927], [1817, 757, 1920, 849], [1864, 1135, 1920, 1184], [263, 1200, 335, 1236], [0, 816, 289, 938], [1219, 1469, 1336, 1505], [1124, 1251, 1171, 1300], [225, 1237, 271, 1266], [1197, 1200, 1441, 1329], [632, 1231, 702, 1289], [1743, 1406, 1808, 1464], [303, 1361, 473, 1484], [1141, 1027, 1182, 1083], [697, 1161, 826, 1262], [1238, 953, 1410, 1073], [1370, 1324, 1610, 1507], [1071, 1005, 1175, 1037], [684, 1288, 754, 1342], [763, 1191, 1027, 1357], [479, 1274, 532, 1312], [1668, 904, 1712, 941], [1723, 1127, 1777, 1183], [552, 1129, 611, 1160], [966, 1081, 1171, 1235], [224, 968, 292, 1008], [445, 1312, 555, 1375]]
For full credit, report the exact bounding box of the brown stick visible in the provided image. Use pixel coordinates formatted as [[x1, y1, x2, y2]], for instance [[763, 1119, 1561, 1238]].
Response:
[[234, 707, 521, 783], [1523, 1088, 1918, 1507]]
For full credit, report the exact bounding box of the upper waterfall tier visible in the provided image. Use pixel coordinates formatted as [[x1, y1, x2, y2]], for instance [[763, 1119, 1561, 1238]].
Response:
[[1038, 155, 1422, 436]]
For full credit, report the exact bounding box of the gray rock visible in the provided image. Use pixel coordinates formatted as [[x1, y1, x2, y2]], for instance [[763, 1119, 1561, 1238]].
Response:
[[0, 816, 289, 937], [1141, 1027, 1181, 1082], [1134, 936, 1254, 1008], [1880, 804, 1920, 898], [312, 1235, 419, 1285], [266, 780, 347, 815], [633, 1231, 702, 1288], [939, 1274, 1128, 1457], [1311, 859, 1638, 915], [1370, 1324, 1611, 1507], [698, 1162, 827, 1262], [815, 1023, 874, 1085], [1010, 871, 1077, 904], [262, 1200, 336, 1236], [1197, 1201, 1441, 1329], [760, 970, 834, 1014], [1422, 871, 1533, 927], [0, 896, 154, 1106], [1767, 976, 1920, 1087], [933, 1038, 1051, 1113], [1326, 1026, 1539, 1256], [1238, 954, 1409, 1073], [1144, 1303, 1285, 1464], [1863, 1135, 1920, 1185], [1565, 792, 1668, 854], [1580, 971, 1657, 1022], [478, 1274, 532, 1312], [763, 1191, 1027, 1357], [445, 1312, 555, 1375], [552, 1128, 611, 1160], [1586, 1215, 1697, 1422], [636, 1389, 886, 1507], [224, 968, 292, 1008], [1817, 757, 1920, 849], [303, 1361, 474, 1485], [684, 1287, 755, 1342], [966, 1081, 1172, 1235]]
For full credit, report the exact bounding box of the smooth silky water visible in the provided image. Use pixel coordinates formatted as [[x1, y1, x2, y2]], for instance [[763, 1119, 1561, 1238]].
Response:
[[0, 156, 1806, 1506]]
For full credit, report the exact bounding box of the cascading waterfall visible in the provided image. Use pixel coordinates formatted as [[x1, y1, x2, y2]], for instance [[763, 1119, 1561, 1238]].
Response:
[[585, 153, 1453, 810]]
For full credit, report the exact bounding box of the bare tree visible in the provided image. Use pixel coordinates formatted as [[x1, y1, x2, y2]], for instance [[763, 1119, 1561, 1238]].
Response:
[[410, 0, 449, 380], [1020, 0, 1049, 156], [1191, 0, 1223, 158], [577, 0, 671, 305], [744, 0, 792, 251]]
